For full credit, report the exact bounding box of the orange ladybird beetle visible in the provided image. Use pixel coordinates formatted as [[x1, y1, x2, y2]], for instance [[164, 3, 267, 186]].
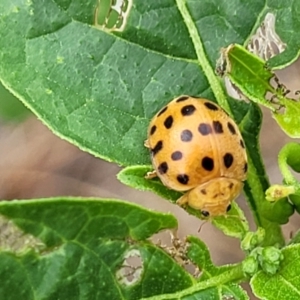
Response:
[[145, 95, 247, 217]]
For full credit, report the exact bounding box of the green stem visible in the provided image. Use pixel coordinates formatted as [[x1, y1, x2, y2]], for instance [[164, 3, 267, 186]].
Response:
[[175, 0, 231, 113], [176, 0, 284, 246], [142, 263, 246, 300]]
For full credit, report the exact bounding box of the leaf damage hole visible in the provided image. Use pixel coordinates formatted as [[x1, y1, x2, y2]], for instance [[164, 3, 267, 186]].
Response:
[[94, 0, 132, 32], [0, 215, 45, 254], [116, 249, 143, 286], [247, 13, 286, 60]]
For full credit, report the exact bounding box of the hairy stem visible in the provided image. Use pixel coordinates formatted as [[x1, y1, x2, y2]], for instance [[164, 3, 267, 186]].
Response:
[[176, 0, 284, 246]]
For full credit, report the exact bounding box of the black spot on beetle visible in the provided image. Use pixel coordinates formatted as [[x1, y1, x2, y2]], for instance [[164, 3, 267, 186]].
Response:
[[181, 129, 193, 142], [171, 151, 183, 161], [201, 189, 207, 195], [158, 162, 168, 174], [204, 102, 218, 111], [213, 120, 223, 133], [229, 182, 234, 189], [181, 105, 196, 116], [198, 123, 212, 135], [151, 140, 163, 156], [177, 174, 189, 184], [157, 106, 168, 117], [227, 122, 236, 135], [244, 162, 248, 173], [223, 153, 234, 168], [150, 125, 156, 135], [201, 211, 210, 217], [164, 115, 173, 129], [226, 204, 232, 212], [176, 96, 189, 102], [202, 157, 214, 171]]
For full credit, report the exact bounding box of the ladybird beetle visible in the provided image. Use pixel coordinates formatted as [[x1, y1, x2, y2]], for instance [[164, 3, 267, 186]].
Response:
[[145, 95, 247, 217]]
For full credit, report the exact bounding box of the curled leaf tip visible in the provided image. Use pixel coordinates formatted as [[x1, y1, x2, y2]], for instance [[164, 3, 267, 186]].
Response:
[[265, 184, 295, 202]]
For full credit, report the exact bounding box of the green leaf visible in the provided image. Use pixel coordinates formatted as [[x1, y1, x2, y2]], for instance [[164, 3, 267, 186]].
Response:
[[273, 99, 300, 138], [0, 198, 198, 299], [266, 1, 300, 68], [278, 143, 300, 186], [211, 203, 249, 240], [251, 246, 284, 275], [117, 165, 183, 202], [216, 44, 275, 110], [143, 236, 248, 300], [265, 184, 296, 202], [185, 236, 248, 299], [216, 44, 300, 138], [118, 166, 249, 240], [241, 227, 265, 252], [251, 244, 300, 300], [275, 142, 300, 213]]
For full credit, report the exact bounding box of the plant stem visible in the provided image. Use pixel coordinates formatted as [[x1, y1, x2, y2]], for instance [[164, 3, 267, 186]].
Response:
[[175, 0, 284, 246], [175, 0, 231, 113]]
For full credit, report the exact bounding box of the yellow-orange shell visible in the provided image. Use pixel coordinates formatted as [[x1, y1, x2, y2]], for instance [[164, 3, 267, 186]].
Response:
[[147, 96, 247, 192]]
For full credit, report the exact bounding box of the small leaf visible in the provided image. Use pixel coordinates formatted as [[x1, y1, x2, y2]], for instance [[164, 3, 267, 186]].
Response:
[[242, 256, 259, 277], [185, 236, 248, 299], [273, 99, 300, 138], [252, 246, 284, 275], [251, 244, 300, 300], [216, 44, 275, 110], [119, 165, 249, 240], [117, 165, 183, 202], [212, 203, 249, 240], [278, 142, 300, 185], [277, 142, 300, 213], [217, 44, 300, 138], [265, 184, 295, 202], [241, 228, 265, 252]]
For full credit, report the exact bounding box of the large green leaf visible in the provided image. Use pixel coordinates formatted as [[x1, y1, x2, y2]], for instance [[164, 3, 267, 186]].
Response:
[[0, 198, 197, 299], [0, 0, 298, 166]]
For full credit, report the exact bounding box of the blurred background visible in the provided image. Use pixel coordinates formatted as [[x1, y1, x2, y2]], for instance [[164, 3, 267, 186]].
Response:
[[0, 58, 299, 299]]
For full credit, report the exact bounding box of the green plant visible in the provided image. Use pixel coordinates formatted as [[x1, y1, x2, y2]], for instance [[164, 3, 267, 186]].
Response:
[[0, 0, 300, 299]]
